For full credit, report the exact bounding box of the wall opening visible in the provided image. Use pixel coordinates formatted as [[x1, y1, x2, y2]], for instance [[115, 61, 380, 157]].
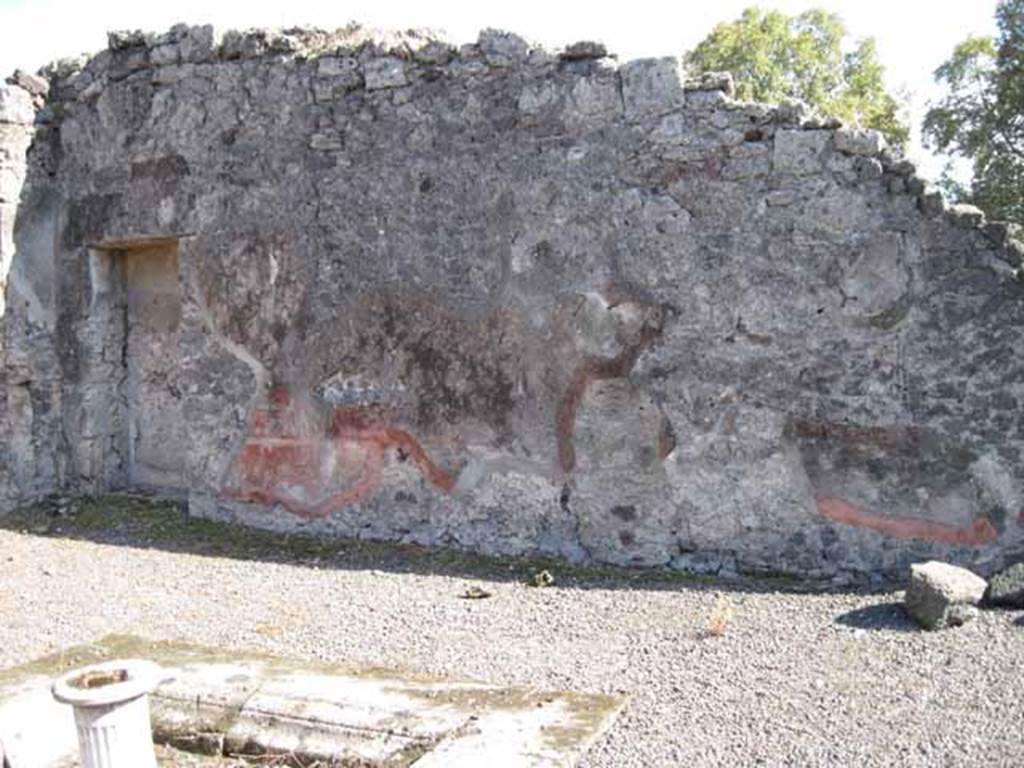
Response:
[[89, 237, 186, 494], [120, 240, 185, 490]]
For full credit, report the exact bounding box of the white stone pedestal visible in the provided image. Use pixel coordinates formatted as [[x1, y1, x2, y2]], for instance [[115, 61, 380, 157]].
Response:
[[51, 659, 163, 768]]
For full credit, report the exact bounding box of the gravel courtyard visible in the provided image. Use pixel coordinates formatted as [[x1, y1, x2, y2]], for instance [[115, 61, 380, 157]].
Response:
[[1, 498, 1021, 767]]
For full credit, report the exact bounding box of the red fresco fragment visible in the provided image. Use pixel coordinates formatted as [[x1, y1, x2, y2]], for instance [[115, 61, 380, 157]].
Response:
[[223, 388, 454, 519], [817, 496, 998, 546]]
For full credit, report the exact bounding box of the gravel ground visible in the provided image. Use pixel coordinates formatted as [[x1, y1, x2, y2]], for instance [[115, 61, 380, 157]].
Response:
[[1, 502, 1022, 767]]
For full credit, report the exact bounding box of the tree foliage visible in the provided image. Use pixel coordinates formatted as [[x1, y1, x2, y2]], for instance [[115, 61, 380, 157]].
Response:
[[684, 7, 909, 147], [924, 1, 1024, 225]]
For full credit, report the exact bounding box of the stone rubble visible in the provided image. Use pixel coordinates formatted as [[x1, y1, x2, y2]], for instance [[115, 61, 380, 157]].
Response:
[[983, 561, 1024, 608]]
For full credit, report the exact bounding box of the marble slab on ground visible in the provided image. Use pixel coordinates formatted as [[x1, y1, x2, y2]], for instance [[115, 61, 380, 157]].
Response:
[[0, 634, 623, 767]]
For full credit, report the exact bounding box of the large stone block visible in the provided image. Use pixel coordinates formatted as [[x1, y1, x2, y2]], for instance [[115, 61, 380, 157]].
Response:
[[363, 57, 409, 90], [178, 25, 216, 63], [773, 129, 831, 174], [833, 128, 885, 156], [477, 28, 530, 66], [905, 561, 987, 630], [620, 57, 684, 119]]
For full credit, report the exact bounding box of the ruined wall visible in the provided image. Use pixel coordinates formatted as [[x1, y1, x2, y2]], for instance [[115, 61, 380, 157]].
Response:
[[0, 76, 45, 510], [3, 24, 1023, 579]]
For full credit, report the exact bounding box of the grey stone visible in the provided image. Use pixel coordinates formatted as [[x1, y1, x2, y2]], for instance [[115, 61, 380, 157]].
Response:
[[315, 56, 362, 95], [905, 561, 987, 630], [152, 64, 194, 86], [885, 174, 907, 194], [854, 156, 883, 180], [834, 128, 885, 156], [685, 89, 730, 110], [220, 30, 265, 59], [568, 75, 620, 121], [773, 129, 831, 174], [149, 43, 180, 67], [178, 25, 216, 63], [317, 56, 355, 78], [363, 56, 408, 90], [984, 561, 1024, 607], [477, 29, 530, 66], [620, 57, 684, 118]]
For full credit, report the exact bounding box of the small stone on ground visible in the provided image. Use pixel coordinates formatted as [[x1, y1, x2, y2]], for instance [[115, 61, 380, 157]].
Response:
[[984, 562, 1024, 608], [905, 561, 988, 630]]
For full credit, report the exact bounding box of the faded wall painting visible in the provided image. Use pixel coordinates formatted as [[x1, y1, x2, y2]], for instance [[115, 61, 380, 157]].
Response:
[[1, 25, 1022, 580]]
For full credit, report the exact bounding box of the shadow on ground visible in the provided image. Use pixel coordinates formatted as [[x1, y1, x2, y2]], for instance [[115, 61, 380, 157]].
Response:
[[0, 494, 890, 597], [833, 602, 917, 632]]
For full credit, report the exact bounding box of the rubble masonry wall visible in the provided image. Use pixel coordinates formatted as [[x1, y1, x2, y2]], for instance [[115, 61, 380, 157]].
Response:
[[1, 25, 1023, 580]]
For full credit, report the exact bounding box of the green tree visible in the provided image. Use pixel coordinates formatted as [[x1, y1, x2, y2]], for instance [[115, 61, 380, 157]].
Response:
[[684, 7, 909, 147], [924, 1, 1024, 225]]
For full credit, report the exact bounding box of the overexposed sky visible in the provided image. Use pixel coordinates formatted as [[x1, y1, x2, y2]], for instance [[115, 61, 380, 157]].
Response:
[[0, 0, 999, 178]]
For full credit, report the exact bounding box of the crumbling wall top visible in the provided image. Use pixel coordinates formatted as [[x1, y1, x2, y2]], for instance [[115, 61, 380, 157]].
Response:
[[13, 22, 1018, 272]]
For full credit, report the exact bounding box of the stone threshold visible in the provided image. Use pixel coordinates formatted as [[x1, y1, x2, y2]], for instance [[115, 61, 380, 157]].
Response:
[[0, 635, 623, 767]]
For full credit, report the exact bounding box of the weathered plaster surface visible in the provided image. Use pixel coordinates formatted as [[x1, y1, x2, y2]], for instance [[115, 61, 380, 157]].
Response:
[[1, 25, 1022, 579], [0, 78, 42, 512]]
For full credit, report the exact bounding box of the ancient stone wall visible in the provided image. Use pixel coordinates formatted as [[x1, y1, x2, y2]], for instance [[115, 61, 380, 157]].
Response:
[[0, 75, 44, 510], [2, 24, 1023, 579], [1, 80, 39, 314]]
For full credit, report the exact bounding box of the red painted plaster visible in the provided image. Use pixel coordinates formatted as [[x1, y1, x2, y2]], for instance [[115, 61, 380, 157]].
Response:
[[817, 495, 998, 546], [223, 388, 454, 519]]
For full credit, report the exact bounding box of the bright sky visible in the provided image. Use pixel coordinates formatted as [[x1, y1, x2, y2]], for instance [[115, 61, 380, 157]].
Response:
[[0, 0, 998, 180]]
